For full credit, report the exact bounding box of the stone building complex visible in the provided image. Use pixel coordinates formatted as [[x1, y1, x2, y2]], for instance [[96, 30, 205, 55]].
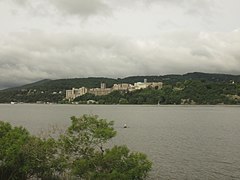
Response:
[[66, 79, 163, 100]]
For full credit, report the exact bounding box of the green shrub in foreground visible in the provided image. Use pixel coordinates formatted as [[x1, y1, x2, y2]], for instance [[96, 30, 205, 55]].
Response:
[[0, 115, 152, 180]]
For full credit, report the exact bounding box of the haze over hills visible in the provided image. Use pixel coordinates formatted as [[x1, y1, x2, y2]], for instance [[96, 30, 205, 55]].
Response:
[[0, 72, 240, 104]]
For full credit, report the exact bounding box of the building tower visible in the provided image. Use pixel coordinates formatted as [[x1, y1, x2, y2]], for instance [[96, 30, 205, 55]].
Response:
[[101, 82, 106, 89]]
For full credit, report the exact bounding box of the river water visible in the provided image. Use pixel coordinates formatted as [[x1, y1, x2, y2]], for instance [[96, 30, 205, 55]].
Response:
[[0, 104, 240, 179]]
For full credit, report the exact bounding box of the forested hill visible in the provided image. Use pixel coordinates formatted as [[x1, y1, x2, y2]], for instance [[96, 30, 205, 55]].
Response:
[[0, 72, 240, 104], [4, 72, 240, 91]]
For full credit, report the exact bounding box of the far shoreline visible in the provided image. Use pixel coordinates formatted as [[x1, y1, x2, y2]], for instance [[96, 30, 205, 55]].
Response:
[[1, 103, 240, 107]]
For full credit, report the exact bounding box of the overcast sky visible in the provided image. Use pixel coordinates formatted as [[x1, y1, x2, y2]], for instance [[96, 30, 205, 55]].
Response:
[[0, 0, 240, 89]]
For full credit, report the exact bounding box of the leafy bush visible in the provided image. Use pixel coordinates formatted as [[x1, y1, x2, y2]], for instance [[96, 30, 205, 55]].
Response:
[[0, 115, 152, 179]]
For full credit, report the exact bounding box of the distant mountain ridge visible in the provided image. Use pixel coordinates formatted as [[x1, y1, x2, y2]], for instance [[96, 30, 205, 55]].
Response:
[[0, 72, 240, 104], [6, 79, 52, 91], [3, 72, 240, 92]]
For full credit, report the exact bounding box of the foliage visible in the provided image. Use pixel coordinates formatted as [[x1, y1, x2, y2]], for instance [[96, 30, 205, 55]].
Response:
[[58, 115, 152, 179], [0, 121, 57, 179], [60, 115, 116, 159], [72, 145, 152, 180], [0, 122, 30, 179], [73, 80, 240, 105], [0, 115, 152, 180], [1, 72, 240, 104]]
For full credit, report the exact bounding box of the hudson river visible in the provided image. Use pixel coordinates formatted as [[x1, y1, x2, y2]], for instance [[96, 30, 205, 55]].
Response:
[[1, 104, 240, 179]]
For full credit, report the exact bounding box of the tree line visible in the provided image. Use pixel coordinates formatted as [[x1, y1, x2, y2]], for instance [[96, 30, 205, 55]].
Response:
[[74, 80, 240, 105], [1, 72, 240, 104]]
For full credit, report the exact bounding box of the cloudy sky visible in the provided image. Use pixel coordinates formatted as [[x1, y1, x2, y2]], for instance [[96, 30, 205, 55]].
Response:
[[0, 0, 240, 89]]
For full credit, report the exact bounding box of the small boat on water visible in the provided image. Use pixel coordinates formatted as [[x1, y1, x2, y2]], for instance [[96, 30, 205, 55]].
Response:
[[123, 124, 127, 128]]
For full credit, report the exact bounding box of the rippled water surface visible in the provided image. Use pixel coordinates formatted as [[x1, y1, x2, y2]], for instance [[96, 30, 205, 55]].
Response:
[[1, 104, 240, 179]]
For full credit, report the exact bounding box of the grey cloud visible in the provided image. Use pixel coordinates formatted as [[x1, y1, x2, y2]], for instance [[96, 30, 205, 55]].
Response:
[[149, 0, 215, 17], [11, 0, 29, 6], [2, 0, 215, 18], [49, 0, 111, 17], [130, 0, 216, 21], [0, 0, 111, 17], [183, 0, 215, 19], [1, 30, 240, 89], [115, 0, 214, 10], [191, 47, 213, 58]]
